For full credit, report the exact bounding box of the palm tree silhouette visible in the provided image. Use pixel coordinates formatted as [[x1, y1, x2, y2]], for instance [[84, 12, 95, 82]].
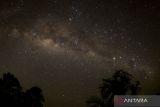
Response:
[[86, 96, 105, 107], [86, 70, 141, 107]]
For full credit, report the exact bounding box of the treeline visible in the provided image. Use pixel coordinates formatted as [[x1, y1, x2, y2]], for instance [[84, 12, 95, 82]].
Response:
[[0, 72, 44, 107]]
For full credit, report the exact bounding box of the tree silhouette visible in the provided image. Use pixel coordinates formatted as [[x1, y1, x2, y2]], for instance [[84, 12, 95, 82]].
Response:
[[86, 96, 105, 107], [24, 87, 45, 107], [86, 70, 141, 107], [0, 72, 45, 107]]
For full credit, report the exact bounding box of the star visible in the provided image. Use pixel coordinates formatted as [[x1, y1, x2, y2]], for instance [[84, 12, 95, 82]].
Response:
[[112, 57, 116, 60]]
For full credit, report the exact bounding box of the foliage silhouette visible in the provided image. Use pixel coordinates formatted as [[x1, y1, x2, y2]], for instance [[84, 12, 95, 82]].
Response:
[[0, 72, 44, 107], [86, 70, 141, 107]]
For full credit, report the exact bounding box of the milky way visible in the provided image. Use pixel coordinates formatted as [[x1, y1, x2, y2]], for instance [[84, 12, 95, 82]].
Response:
[[0, 0, 160, 107]]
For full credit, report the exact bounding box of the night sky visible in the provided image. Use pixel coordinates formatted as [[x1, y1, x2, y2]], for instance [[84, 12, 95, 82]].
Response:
[[0, 0, 160, 107]]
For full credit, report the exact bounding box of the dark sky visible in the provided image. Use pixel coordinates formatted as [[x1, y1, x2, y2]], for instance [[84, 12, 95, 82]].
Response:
[[0, 0, 160, 107]]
